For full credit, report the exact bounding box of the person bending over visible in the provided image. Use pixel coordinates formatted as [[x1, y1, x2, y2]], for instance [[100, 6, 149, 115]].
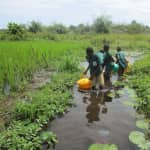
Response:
[[115, 46, 128, 77]]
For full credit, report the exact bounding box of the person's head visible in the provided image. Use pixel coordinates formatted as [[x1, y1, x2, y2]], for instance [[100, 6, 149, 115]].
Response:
[[103, 44, 109, 52], [117, 46, 121, 52], [86, 47, 94, 58]]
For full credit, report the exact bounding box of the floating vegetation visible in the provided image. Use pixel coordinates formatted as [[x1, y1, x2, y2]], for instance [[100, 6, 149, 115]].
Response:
[[107, 92, 116, 98], [88, 143, 118, 150], [129, 131, 150, 150], [136, 120, 149, 131]]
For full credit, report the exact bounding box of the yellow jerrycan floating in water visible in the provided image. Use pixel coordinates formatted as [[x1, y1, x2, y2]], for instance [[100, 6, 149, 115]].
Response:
[[77, 76, 92, 90]]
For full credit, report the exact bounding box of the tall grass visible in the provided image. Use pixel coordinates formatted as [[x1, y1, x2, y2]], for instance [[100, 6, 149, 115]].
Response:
[[0, 40, 88, 92], [129, 53, 150, 117], [0, 34, 150, 93], [58, 33, 150, 50]]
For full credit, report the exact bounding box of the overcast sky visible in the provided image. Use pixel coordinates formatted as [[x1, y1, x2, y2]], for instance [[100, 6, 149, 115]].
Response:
[[0, 0, 150, 28]]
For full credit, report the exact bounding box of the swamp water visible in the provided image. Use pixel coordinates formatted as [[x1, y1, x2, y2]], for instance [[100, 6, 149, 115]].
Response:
[[46, 60, 139, 150]]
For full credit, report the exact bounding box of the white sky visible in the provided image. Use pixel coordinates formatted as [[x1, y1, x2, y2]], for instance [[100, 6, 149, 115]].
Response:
[[0, 0, 150, 28]]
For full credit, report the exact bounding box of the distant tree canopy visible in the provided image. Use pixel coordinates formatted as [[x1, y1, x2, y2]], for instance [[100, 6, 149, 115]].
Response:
[[48, 24, 68, 34], [1, 16, 150, 40], [93, 16, 112, 33], [28, 21, 42, 33], [126, 20, 146, 33]]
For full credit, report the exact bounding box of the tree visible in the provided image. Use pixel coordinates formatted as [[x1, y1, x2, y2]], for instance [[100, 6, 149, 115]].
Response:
[[69, 25, 77, 33], [76, 24, 91, 34], [48, 24, 68, 34], [93, 15, 112, 33], [127, 20, 145, 33], [7, 22, 26, 40], [28, 21, 42, 33]]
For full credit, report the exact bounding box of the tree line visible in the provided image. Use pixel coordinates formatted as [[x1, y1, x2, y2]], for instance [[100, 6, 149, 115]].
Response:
[[0, 16, 150, 40]]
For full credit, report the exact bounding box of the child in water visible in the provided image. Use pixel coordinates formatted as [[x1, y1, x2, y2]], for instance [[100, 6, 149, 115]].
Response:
[[115, 46, 128, 77], [103, 44, 115, 82], [84, 47, 101, 90]]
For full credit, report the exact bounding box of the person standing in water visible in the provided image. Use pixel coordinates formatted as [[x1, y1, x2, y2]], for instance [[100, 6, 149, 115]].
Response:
[[103, 44, 115, 83], [96, 49, 105, 89], [84, 47, 101, 90], [115, 46, 128, 77]]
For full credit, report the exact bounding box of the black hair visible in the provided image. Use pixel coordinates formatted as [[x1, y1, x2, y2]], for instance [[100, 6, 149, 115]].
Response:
[[86, 47, 94, 55], [103, 44, 109, 51], [117, 46, 121, 51]]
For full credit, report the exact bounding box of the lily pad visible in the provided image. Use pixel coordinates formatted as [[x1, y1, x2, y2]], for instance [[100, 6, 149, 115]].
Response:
[[107, 92, 115, 98], [88, 144, 118, 150], [116, 90, 124, 95], [126, 88, 137, 99], [129, 131, 145, 145], [136, 120, 149, 130], [129, 131, 150, 150]]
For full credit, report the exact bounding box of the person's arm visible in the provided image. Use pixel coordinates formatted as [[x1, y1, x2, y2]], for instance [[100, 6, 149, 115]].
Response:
[[125, 54, 129, 63], [113, 56, 117, 62], [83, 65, 90, 75], [115, 53, 119, 63]]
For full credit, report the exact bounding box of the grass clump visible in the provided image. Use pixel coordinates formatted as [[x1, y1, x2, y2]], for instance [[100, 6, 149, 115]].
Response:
[[129, 54, 150, 118]]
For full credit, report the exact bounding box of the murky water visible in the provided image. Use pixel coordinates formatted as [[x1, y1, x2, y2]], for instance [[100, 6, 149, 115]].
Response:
[[46, 59, 139, 150], [47, 86, 137, 150]]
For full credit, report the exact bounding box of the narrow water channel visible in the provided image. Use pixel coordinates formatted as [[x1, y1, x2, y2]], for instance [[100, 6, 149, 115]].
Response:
[[46, 55, 141, 150]]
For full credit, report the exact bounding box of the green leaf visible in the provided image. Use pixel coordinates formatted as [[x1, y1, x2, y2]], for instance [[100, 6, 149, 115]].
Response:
[[116, 90, 124, 95], [129, 131, 145, 145], [88, 144, 118, 150], [136, 120, 149, 130], [107, 92, 115, 98], [129, 131, 150, 150]]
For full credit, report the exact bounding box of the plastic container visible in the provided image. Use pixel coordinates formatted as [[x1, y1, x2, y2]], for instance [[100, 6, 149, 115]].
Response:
[[113, 63, 119, 72], [124, 63, 131, 74], [77, 78, 92, 90]]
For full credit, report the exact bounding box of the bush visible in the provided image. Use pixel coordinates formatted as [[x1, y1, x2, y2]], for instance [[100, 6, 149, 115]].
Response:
[[28, 21, 42, 33], [58, 51, 80, 73], [7, 22, 27, 40]]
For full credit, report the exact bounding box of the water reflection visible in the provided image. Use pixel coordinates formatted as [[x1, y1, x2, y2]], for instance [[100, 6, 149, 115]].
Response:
[[85, 91, 112, 123]]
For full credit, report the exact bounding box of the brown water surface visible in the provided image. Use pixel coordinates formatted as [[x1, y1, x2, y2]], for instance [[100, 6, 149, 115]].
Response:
[[47, 61, 139, 150]]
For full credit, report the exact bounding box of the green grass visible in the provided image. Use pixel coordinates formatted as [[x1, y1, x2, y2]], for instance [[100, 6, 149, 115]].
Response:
[[0, 34, 150, 149], [1, 34, 150, 93], [0, 71, 80, 149], [129, 53, 150, 118], [0, 40, 88, 92], [56, 33, 150, 51]]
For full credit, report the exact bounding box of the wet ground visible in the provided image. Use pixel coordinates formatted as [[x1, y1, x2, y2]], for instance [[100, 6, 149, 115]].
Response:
[[0, 69, 53, 127], [26, 69, 53, 90], [47, 61, 139, 150]]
